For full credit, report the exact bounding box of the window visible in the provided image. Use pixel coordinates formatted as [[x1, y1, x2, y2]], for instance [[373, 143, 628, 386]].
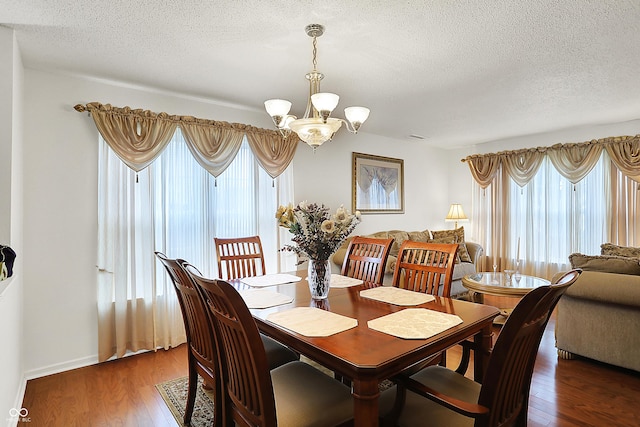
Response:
[[97, 128, 293, 339], [472, 152, 610, 277], [508, 154, 608, 270]]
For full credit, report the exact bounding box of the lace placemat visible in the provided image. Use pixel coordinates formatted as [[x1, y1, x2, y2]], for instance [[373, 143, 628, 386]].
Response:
[[266, 307, 358, 337], [360, 287, 435, 306], [239, 289, 293, 309], [368, 308, 463, 339], [329, 274, 364, 288], [240, 273, 302, 288]]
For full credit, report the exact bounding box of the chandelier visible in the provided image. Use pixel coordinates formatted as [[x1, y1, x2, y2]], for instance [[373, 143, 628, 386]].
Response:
[[264, 24, 370, 151]]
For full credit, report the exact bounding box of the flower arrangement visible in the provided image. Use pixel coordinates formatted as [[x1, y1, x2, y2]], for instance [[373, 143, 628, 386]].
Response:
[[276, 202, 361, 263]]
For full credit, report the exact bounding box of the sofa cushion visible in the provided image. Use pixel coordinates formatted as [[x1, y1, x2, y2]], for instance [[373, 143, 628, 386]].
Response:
[[429, 235, 461, 263], [563, 271, 640, 306], [569, 253, 640, 275], [600, 243, 640, 258], [452, 261, 476, 281], [431, 226, 472, 263]]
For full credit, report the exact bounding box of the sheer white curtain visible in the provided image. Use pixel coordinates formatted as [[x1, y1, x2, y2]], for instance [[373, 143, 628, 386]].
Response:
[[472, 153, 609, 279], [97, 129, 294, 361]]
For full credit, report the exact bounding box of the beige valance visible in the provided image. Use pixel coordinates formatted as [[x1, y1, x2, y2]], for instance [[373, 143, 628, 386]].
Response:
[[462, 135, 640, 187], [84, 104, 177, 172], [75, 102, 298, 178]]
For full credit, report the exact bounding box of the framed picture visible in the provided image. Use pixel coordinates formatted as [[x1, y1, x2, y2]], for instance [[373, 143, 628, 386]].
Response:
[[352, 152, 404, 214]]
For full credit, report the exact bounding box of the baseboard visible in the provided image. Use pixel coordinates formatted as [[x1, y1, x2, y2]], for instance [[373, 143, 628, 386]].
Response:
[[8, 376, 28, 427], [23, 347, 166, 380], [23, 354, 99, 381]]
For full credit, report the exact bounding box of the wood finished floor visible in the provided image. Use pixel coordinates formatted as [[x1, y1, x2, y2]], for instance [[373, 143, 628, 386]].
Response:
[[21, 315, 640, 427]]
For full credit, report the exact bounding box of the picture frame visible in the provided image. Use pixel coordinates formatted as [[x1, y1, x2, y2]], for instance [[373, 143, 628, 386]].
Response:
[[352, 152, 404, 214]]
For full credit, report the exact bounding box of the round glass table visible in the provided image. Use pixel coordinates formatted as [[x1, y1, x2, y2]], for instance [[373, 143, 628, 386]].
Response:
[[462, 272, 551, 323]]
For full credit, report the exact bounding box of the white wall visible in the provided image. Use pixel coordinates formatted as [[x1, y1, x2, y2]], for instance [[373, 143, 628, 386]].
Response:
[[455, 120, 640, 156], [0, 26, 25, 425], [0, 26, 13, 243], [20, 69, 454, 379], [293, 133, 452, 235]]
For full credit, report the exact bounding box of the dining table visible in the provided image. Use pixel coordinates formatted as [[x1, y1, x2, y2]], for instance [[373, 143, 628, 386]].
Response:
[[231, 271, 500, 427]]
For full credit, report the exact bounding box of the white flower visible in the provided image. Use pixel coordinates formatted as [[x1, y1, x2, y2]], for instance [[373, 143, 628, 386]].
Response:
[[298, 200, 308, 210], [334, 206, 349, 224], [321, 219, 336, 234], [355, 210, 362, 220]]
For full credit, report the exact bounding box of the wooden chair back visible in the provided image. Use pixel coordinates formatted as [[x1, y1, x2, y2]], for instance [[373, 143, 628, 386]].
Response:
[[341, 236, 394, 285], [154, 252, 221, 425], [214, 235, 266, 280], [392, 241, 459, 297], [185, 265, 277, 427], [477, 269, 582, 427]]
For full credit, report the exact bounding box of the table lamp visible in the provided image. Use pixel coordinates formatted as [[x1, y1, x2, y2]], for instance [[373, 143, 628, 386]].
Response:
[[445, 203, 468, 229]]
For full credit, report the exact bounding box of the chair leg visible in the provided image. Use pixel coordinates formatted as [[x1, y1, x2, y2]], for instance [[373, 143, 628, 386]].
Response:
[[439, 350, 447, 367], [454, 340, 474, 375], [184, 360, 198, 425]]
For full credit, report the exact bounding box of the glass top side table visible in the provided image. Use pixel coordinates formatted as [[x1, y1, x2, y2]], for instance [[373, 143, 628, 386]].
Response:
[[462, 272, 551, 323]]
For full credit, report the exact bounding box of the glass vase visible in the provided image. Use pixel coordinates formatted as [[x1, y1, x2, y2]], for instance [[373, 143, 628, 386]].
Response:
[[308, 259, 331, 300]]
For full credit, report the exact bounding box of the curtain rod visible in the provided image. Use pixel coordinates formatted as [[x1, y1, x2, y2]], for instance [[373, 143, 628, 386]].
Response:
[[461, 134, 640, 163]]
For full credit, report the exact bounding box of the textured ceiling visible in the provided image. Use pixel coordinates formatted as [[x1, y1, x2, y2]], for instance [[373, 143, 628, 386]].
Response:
[[3, 0, 640, 148]]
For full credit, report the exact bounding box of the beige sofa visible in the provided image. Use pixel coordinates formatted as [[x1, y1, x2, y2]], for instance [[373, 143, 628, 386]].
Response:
[[331, 229, 483, 298], [555, 250, 640, 372]]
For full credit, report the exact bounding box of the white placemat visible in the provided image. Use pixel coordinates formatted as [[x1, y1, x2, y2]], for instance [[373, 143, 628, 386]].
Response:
[[368, 308, 463, 339], [240, 273, 302, 288], [330, 274, 364, 288], [239, 289, 293, 309], [360, 287, 435, 306], [266, 307, 358, 337]]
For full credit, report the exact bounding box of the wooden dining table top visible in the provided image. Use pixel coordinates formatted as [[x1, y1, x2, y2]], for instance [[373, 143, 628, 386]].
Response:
[[229, 270, 500, 427]]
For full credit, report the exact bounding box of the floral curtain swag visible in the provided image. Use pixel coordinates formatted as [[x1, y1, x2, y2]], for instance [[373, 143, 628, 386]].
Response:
[[74, 102, 299, 179], [462, 135, 640, 189]]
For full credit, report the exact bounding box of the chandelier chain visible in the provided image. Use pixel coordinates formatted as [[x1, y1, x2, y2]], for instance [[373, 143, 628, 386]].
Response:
[[312, 36, 318, 70]]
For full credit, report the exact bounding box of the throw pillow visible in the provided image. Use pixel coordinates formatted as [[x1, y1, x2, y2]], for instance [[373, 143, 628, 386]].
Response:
[[600, 243, 640, 259], [431, 226, 472, 263], [429, 236, 461, 263], [569, 253, 640, 275], [388, 231, 410, 257], [407, 230, 431, 243]]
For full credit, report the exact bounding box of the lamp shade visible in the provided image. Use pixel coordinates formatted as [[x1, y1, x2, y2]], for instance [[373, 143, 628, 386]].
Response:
[[344, 106, 370, 132], [311, 93, 340, 113], [445, 204, 468, 221], [264, 99, 292, 117]]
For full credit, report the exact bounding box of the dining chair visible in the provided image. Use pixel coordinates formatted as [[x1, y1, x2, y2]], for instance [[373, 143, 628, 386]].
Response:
[[155, 252, 223, 426], [391, 240, 459, 297], [185, 265, 354, 427], [155, 253, 299, 426], [382, 269, 582, 427], [391, 240, 459, 369], [214, 235, 266, 280], [341, 236, 394, 285]]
